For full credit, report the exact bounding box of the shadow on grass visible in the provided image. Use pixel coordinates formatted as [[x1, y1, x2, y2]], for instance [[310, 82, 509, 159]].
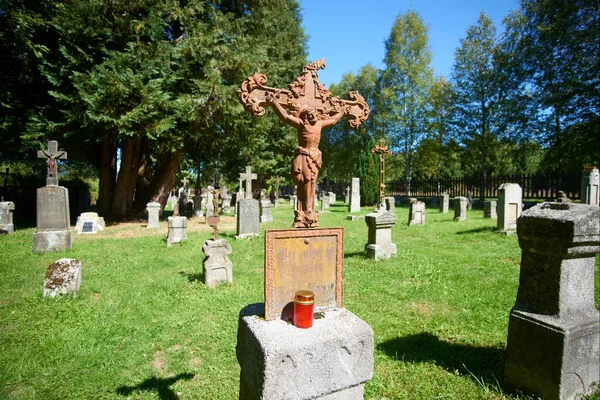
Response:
[[455, 226, 498, 235], [377, 332, 505, 390], [179, 270, 204, 283], [116, 372, 195, 400], [344, 251, 367, 259]]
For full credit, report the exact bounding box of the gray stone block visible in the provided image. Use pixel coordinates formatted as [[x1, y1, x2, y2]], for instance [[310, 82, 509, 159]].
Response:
[[167, 216, 188, 247], [33, 229, 74, 254], [202, 239, 233, 287], [236, 304, 374, 400], [364, 208, 397, 260]]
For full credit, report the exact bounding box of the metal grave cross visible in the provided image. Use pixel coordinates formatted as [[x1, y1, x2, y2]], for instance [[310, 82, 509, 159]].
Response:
[[371, 140, 392, 208], [37, 140, 67, 186], [240, 166, 257, 199]]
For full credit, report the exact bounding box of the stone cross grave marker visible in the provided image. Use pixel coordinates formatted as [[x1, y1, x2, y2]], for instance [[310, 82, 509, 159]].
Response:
[[240, 166, 257, 199], [37, 140, 67, 186], [238, 58, 369, 228], [371, 140, 392, 208]]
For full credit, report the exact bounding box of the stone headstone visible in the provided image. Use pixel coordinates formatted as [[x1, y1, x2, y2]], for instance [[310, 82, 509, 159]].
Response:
[[167, 216, 188, 246], [498, 183, 522, 234], [453, 197, 467, 221], [328, 191, 336, 204], [33, 185, 73, 253], [75, 212, 105, 234], [483, 200, 497, 219], [344, 186, 350, 204], [290, 195, 298, 211], [202, 239, 233, 287], [236, 198, 260, 239], [260, 198, 273, 223], [320, 195, 330, 211], [384, 196, 395, 214], [409, 200, 426, 226], [349, 177, 361, 212], [193, 194, 203, 217], [581, 166, 599, 205], [466, 191, 473, 210], [43, 258, 82, 297], [365, 208, 398, 260], [146, 202, 160, 228], [439, 193, 449, 213], [504, 202, 600, 400], [0, 201, 15, 234], [221, 192, 232, 213]]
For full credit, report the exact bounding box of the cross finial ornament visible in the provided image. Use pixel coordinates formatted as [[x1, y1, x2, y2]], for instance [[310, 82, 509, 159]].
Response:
[[239, 166, 257, 199], [181, 177, 189, 189], [371, 139, 392, 208], [238, 59, 370, 228], [37, 140, 67, 186]]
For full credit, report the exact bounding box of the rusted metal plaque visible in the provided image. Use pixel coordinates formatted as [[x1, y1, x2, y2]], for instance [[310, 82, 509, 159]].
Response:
[[264, 227, 344, 321]]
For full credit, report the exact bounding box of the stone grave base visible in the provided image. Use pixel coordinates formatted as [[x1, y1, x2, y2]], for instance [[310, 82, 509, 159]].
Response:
[[364, 242, 397, 260], [167, 216, 188, 247], [236, 303, 374, 400], [347, 215, 364, 221], [33, 229, 74, 254], [0, 223, 14, 234], [202, 239, 233, 287], [505, 309, 600, 400]]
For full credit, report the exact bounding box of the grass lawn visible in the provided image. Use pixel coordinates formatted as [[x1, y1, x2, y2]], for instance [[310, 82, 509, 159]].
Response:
[[1, 202, 598, 399]]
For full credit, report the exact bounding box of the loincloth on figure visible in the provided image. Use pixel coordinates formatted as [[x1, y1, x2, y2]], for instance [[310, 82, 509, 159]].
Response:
[[291, 146, 322, 183]]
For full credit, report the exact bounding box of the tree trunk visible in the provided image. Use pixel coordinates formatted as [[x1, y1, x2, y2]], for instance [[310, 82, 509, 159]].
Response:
[[98, 136, 117, 217], [132, 138, 152, 213], [148, 148, 183, 214], [111, 136, 142, 219]]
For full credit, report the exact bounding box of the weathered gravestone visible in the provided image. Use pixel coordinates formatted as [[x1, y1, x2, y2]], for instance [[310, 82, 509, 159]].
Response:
[[320, 194, 330, 212], [202, 239, 233, 288], [453, 196, 468, 221], [193, 194, 203, 217], [439, 193, 450, 213], [221, 192, 232, 213], [236, 59, 374, 399], [580, 166, 599, 205], [385, 196, 395, 214], [408, 199, 426, 226], [349, 177, 361, 213], [146, 202, 161, 229], [236, 199, 260, 239], [483, 200, 497, 219], [0, 201, 15, 234], [504, 202, 600, 400], [43, 258, 82, 297], [240, 166, 257, 200], [328, 191, 336, 204], [75, 212, 105, 234], [289, 194, 298, 211], [344, 186, 350, 204], [466, 190, 473, 210], [365, 207, 398, 260], [167, 216, 188, 247], [498, 183, 522, 234], [260, 190, 273, 223]]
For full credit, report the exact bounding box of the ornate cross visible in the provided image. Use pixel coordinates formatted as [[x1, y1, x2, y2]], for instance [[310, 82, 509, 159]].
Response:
[[181, 177, 189, 189], [371, 140, 392, 208], [239, 166, 257, 199], [238, 59, 370, 228], [37, 140, 67, 186]]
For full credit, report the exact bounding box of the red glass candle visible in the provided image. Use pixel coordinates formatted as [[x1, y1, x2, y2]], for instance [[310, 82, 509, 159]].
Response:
[[294, 290, 315, 328]]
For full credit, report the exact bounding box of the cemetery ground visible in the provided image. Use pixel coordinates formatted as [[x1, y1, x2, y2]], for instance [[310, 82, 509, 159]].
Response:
[[1, 203, 599, 400]]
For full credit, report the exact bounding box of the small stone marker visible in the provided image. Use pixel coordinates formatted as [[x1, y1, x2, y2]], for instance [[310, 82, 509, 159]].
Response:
[[349, 177, 361, 212], [75, 212, 105, 234], [167, 216, 188, 246], [439, 193, 449, 213], [320, 195, 330, 212], [466, 190, 473, 210], [504, 202, 600, 400], [365, 207, 398, 260], [205, 186, 215, 218], [408, 200, 426, 226], [498, 183, 522, 234], [453, 197, 467, 221], [202, 239, 233, 287], [580, 166, 599, 205], [344, 186, 350, 204], [43, 258, 82, 297], [290, 195, 298, 211], [33, 185, 73, 253], [0, 201, 15, 234], [328, 191, 336, 204], [236, 177, 245, 204], [146, 202, 161, 228], [260, 194, 273, 223], [384, 196, 395, 213], [236, 198, 260, 239], [221, 192, 232, 213], [483, 200, 497, 219]]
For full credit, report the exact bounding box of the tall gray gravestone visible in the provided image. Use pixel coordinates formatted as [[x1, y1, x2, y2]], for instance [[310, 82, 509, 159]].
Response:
[[344, 186, 350, 204], [580, 166, 599, 205], [505, 202, 600, 400], [498, 183, 522, 234], [408, 200, 426, 226], [0, 201, 15, 234], [439, 193, 449, 213], [453, 197, 467, 221], [146, 202, 161, 228], [236, 199, 260, 239], [260, 190, 273, 223], [484, 200, 497, 219], [349, 177, 361, 212]]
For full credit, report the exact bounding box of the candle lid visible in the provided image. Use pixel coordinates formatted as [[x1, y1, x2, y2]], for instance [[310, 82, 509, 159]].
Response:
[[294, 290, 314, 304]]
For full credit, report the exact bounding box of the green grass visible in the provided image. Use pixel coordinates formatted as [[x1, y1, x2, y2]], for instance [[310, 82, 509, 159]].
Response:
[[1, 202, 598, 399]]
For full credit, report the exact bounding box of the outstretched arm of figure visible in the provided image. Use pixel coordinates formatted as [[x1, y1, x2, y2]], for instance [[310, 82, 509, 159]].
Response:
[[321, 106, 349, 128], [265, 93, 302, 128]]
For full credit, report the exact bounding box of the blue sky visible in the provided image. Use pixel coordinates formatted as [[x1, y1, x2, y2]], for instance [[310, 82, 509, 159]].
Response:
[[298, 0, 519, 87]]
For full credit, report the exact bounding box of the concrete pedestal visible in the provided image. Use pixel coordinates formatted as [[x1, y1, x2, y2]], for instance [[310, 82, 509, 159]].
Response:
[[236, 304, 374, 400], [364, 207, 397, 260], [33, 229, 74, 254], [202, 239, 233, 287], [167, 216, 188, 246]]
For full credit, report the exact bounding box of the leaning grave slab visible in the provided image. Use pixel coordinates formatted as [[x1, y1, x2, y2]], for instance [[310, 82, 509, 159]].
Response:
[[236, 59, 374, 399]]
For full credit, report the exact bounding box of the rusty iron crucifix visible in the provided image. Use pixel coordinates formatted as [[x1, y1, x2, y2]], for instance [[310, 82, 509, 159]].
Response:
[[37, 140, 67, 186], [371, 139, 392, 208], [238, 59, 370, 228]]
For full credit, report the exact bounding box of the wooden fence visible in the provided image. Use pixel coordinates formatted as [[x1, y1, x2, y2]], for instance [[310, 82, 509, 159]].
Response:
[[386, 172, 581, 200]]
